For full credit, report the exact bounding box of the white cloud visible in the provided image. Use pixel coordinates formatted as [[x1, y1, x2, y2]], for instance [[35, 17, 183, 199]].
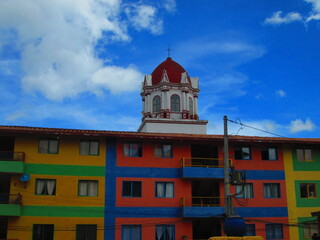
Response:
[[264, 0, 320, 25], [207, 72, 247, 97], [124, 4, 163, 35], [177, 39, 266, 60], [289, 118, 316, 133], [276, 89, 286, 98], [306, 0, 320, 21], [163, 0, 176, 13], [0, 0, 168, 101], [91, 65, 143, 94], [264, 11, 303, 25]]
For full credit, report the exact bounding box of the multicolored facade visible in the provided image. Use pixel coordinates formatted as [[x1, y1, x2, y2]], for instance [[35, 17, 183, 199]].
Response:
[[0, 57, 319, 240], [0, 126, 319, 240], [283, 143, 320, 239]]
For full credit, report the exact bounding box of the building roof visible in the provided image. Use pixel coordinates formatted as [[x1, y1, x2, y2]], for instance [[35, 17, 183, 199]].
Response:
[[1, 125, 320, 144], [151, 57, 191, 85]]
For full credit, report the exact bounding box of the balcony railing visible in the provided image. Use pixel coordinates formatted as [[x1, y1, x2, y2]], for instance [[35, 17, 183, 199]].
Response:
[[0, 152, 25, 162], [181, 157, 232, 168], [181, 197, 223, 207], [0, 193, 22, 204]]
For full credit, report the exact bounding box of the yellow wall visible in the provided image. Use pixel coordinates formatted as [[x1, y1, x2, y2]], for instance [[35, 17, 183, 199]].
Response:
[[283, 146, 319, 239], [14, 135, 106, 166], [10, 175, 105, 207], [7, 216, 104, 240]]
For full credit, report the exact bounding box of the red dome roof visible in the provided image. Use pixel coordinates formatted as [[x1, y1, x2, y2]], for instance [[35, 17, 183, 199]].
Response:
[[151, 57, 190, 85]]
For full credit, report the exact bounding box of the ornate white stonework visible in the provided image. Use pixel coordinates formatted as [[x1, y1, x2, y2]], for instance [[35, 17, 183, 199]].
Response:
[[137, 57, 208, 134]]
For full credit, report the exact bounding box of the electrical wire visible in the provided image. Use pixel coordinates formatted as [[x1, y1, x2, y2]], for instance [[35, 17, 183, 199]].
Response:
[[227, 118, 288, 138]]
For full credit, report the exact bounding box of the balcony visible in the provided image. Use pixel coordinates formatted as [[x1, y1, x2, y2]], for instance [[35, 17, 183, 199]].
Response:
[[0, 194, 22, 216], [181, 197, 224, 218], [181, 157, 229, 179], [0, 152, 25, 174]]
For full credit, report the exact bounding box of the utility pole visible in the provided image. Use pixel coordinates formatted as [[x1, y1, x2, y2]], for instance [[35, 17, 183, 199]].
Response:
[[223, 116, 246, 237], [223, 115, 232, 216]]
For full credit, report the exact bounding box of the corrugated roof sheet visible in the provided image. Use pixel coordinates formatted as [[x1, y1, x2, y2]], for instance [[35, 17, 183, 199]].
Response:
[[0, 125, 320, 144]]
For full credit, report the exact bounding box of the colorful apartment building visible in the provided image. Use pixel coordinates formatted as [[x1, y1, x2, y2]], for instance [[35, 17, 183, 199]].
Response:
[[0, 57, 319, 240]]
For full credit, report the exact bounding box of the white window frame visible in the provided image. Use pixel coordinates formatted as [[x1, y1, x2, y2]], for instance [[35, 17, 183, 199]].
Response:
[[78, 180, 98, 197], [155, 182, 174, 198], [80, 140, 99, 155]]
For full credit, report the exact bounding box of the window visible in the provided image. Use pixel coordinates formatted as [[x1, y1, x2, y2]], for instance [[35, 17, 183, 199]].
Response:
[[188, 97, 193, 114], [122, 225, 141, 240], [76, 224, 97, 240], [235, 147, 251, 160], [78, 180, 98, 197], [80, 140, 99, 155], [154, 144, 173, 158], [33, 224, 54, 240], [38, 139, 58, 154], [122, 181, 142, 197], [264, 183, 281, 198], [303, 223, 318, 239], [236, 183, 254, 198], [297, 148, 313, 161], [155, 182, 174, 198], [300, 183, 317, 198], [123, 143, 142, 157], [35, 179, 56, 195], [245, 224, 256, 236], [171, 95, 180, 112], [156, 225, 175, 240], [153, 96, 161, 113], [266, 224, 283, 239], [262, 148, 278, 160]]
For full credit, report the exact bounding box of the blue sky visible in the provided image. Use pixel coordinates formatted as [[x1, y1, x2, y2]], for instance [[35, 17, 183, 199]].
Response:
[[0, 0, 319, 137]]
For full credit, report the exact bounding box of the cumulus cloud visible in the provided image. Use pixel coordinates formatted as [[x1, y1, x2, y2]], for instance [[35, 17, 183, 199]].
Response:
[[289, 118, 316, 133], [264, 11, 303, 25], [0, 0, 169, 101], [276, 89, 286, 98], [264, 0, 320, 25], [124, 4, 163, 35], [306, 0, 320, 21]]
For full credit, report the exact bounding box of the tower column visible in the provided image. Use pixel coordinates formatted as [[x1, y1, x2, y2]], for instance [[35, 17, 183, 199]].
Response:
[[182, 92, 186, 111], [143, 96, 147, 114], [161, 91, 165, 110], [166, 91, 170, 110], [147, 94, 151, 114], [194, 96, 198, 115]]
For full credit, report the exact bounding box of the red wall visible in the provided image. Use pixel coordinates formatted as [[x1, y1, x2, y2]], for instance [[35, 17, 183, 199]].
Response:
[[115, 218, 192, 240], [116, 177, 191, 207], [116, 140, 191, 168]]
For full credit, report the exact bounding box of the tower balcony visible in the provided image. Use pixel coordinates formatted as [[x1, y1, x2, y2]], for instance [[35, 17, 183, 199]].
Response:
[[181, 197, 224, 218], [0, 193, 22, 216], [181, 157, 231, 179], [0, 152, 25, 174]]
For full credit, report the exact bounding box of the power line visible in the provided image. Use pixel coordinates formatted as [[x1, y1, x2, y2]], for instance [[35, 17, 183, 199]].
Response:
[[227, 118, 288, 138]]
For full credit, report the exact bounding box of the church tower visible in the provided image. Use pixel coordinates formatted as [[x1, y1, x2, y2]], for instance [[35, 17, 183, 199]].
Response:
[[138, 57, 208, 134]]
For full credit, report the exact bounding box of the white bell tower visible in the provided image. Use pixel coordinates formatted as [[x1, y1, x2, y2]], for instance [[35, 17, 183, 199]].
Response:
[[137, 57, 208, 134]]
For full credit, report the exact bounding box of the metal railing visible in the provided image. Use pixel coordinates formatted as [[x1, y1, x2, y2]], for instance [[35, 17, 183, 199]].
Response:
[[0, 152, 25, 162], [181, 197, 223, 207], [0, 193, 22, 204], [181, 157, 232, 168]]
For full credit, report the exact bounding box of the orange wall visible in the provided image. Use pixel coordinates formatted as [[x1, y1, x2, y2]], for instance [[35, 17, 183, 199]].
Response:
[[115, 218, 192, 240], [116, 140, 191, 168], [230, 180, 287, 208], [116, 177, 191, 207]]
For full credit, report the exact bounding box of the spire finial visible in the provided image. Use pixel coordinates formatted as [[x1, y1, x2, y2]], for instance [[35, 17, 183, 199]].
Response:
[[166, 46, 172, 58]]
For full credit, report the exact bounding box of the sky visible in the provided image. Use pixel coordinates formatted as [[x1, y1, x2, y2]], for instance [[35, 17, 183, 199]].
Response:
[[0, 0, 320, 138]]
